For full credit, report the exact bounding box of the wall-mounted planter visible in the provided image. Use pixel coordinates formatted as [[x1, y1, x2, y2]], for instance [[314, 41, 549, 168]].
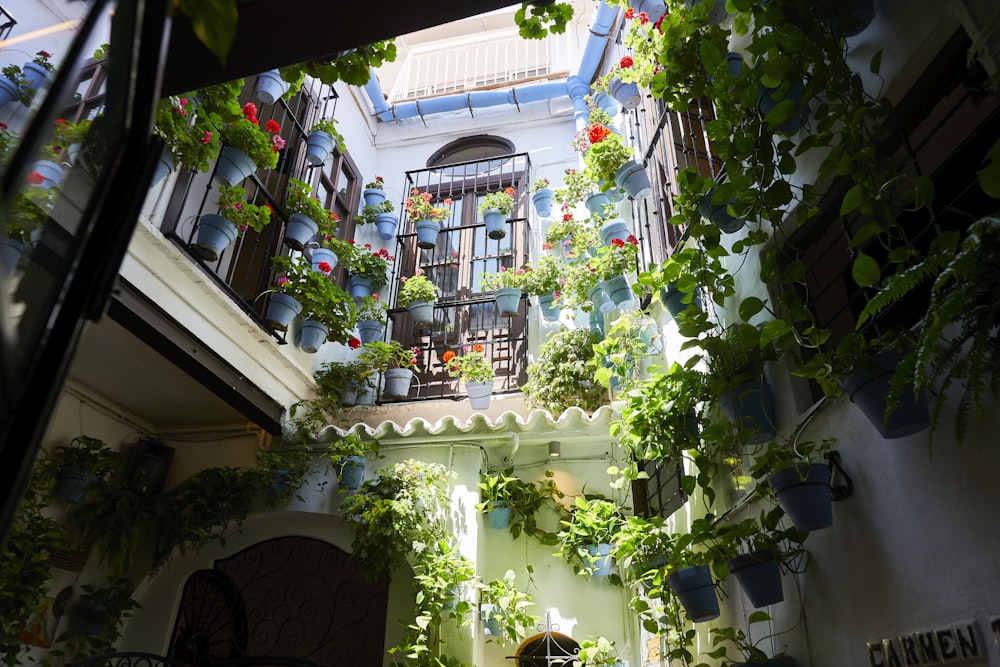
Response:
[[297, 320, 329, 353], [0, 76, 20, 108], [0, 238, 24, 275], [349, 275, 375, 299], [375, 212, 397, 241], [608, 77, 641, 110], [407, 299, 435, 329], [601, 275, 634, 308], [586, 543, 614, 577], [684, 0, 728, 24], [537, 293, 561, 322], [585, 191, 611, 215], [718, 378, 776, 444], [363, 187, 387, 208], [660, 282, 702, 318], [465, 381, 493, 410], [214, 145, 256, 186], [614, 160, 652, 200], [839, 349, 930, 439], [483, 208, 507, 240], [727, 548, 783, 608], [310, 247, 338, 273], [667, 564, 720, 622], [494, 287, 522, 318], [190, 214, 238, 262], [338, 455, 366, 490], [481, 604, 502, 636], [53, 466, 98, 503], [22, 62, 51, 91], [357, 320, 383, 345], [768, 463, 832, 532], [821, 0, 875, 36], [30, 160, 64, 190], [757, 79, 806, 136], [305, 130, 335, 166], [265, 292, 302, 331], [599, 219, 631, 246], [284, 213, 319, 251], [382, 368, 413, 399], [151, 150, 174, 186], [594, 91, 619, 116], [589, 283, 615, 314], [699, 189, 745, 233], [255, 69, 289, 105], [415, 219, 440, 249], [487, 500, 512, 529], [532, 188, 555, 218]]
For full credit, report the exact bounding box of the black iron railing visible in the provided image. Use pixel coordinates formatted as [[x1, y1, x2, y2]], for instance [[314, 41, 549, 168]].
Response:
[[0, 5, 16, 44]]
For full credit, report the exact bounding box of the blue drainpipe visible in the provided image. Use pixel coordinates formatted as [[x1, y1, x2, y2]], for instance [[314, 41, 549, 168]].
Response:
[[363, 1, 619, 123]]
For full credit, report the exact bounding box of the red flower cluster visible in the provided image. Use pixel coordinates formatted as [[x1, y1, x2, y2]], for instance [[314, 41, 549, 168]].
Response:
[[611, 238, 625, 248], [626, 234, 639, 245], [265, 119, 280, 133], [638, 11, 649, 23], [624, 7, 635, 18], [442, 350, 456, 363], [348, 337, 361, 349], [27, 172, 44, 185], [242, 103, 258, 124], [620, 56, 634, 69], [588, 124, 612, 144], [317, 262, 333, 273]]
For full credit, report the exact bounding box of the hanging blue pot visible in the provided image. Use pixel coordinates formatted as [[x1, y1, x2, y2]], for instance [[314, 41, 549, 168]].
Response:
[[214, 145, 257, 186], [190, 214, 239, 262], [719, 378, 776, 444], [589, 309, 606, 339], [481, 604, 502, 636], [593, 91, 619, 116], [375, 212, 398, 241], [608, 77, 641, 110], [660, 282, 702, 318], [407, 299, 435, 328], [769, 463, 832, 532], [415, 219, 440, 249], [151, 150, 174, 186], [483, 208, 507, 240], [297, 320, 329, 353], [363, 187, 387, 208], [265, 292, 302, 331], [357, 320, 383, 344], [310, 247, 338, 273], [22, 62, 51, 91], [585, 191, 611, 216], [30, 160, 64, 189], [284, 213, 319, 251], [531, 188, 555, 217], [586, 543, 614, 577], [1, 238, 24, 275], [699, 189, 745, 233], [839, 349, 930, 439], [601, 275, 634, 308], [606, 185, 625, 203], [0, 76, 20, 107], [465, 381, 492, 410], [53, 466, 98, 504], [305, 130, 335, 166], [667, 565, 720, 622], [494, 287, 522, 318], [588, 284, 615, 314], [487, 500, 512, 529], [727, 548, 784, 608], [338, 456, 366, 491], [615, 160, 652, 200], [757, 79, 806, 136], [537, 293, 560, 322], [382, 368, 413, 399], [255, 69, 289, 105], [349, 274, 375, 298], [599, 219, 631, 246]]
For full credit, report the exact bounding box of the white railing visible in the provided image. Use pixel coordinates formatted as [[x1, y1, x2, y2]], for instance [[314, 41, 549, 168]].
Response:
[[388, 31, 574, 103]]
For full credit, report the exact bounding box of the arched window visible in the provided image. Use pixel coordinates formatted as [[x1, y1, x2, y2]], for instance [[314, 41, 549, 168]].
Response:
[[516, 631, 581, 667]]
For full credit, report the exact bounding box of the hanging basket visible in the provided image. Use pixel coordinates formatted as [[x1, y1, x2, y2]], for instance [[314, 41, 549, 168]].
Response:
[[265, 292, 302, 331], [305, 130, 335, 166], [727, 548, 784, 608], [667, 565, 720, 623], [297, 320, 329, 353], [494, 288, 522, 318], [531, 188, 555, 217], [284, 213, 319, 251], [769, 463, 833, 532], [382, 368, 414, 399], [53, 467, 98, 504], [190, 214, 239, 262]]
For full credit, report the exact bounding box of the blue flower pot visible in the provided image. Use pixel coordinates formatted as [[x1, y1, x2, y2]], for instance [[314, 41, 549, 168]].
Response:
[[660, 282, 702, 318], [297, 320, 329, 353], [22, 62, 51, 91], [757, 78, 806, 136], [667, 565, 720, 622], [375, 212, 398, 240], [363, 187, 387, 208], [593, 91, 619, 116], [586, 543, 614, 577], [357, 320, 383, 344], [487, 501, 512, 529], [310, 247, 338, 273], [494, 287, 522, 318], [349, 275, 375, 298], [840, 349, 930, 439], [608, 77, 641, 110], [606, 185, 625, 203], [589, 310, 606, 339], [0, 238, 24, 275], [719, 378, 776, 444], [537, 293, 560, 322], [769, 463, 832, 532], [54, 466, 98, 504], [338, 456, 366, 491], [629, 0, 666, 19], [407, 299, 435, 328], [30, 160, 64, 189], [599, 219, 631, 246], [615, 160, 652, 200], [305, 130, 334, 166], [481, 604, 502, 636], [215, 145, 257, 186], [265, 292, 302, 331], [585, 191, 611, 215], [589, 284, 615, 314], [465, 381, 492, 410], [601, 275, 634, 308], [191, 214, 238, 262], [255, 69, 289, 105], [483, 208, 507, 240], [531, 188, 555, 218], [727, 548, 784, 608], [0, 76, 20, 107], [415, 219, 440, 249], [284, 213, 319, 251], [699, 189, 745, 233], [151, 150, 174, 186], [382, 368, 413, 399]]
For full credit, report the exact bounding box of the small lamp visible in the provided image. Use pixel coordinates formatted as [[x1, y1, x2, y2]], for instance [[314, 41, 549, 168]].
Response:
[[548, 441, 561, 458]]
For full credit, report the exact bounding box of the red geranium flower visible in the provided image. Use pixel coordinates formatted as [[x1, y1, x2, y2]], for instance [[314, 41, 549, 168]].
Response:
[[563, 213, 573, 222], [638, 11, 649, 24], [588, 124, 612, 144], [626, 234, 639, 245], [27, 172, 44, 185], [624, 7, 635, 18], [442, 350, 456, 363], [472, 344, 485, 353], [317, 261, 332, 273], [348, 337, 361, 349], [620, 56, 634, 69], [242, 103, 258, 122], [265, 119, 281, 133], [655, 14, 666, 33], [611, 238, 625, 247]]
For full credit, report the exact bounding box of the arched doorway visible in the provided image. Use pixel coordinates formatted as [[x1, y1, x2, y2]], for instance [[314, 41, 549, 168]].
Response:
[[168, 536, 390, 666]]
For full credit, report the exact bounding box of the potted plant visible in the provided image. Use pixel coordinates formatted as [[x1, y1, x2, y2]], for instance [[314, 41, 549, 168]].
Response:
[[398, 269, 440, 329], [324, 433, 380, 491], [343, 241, 395, 298], [523, 328, 607, 415], [530, 177, 555, 217], [663, 515, 731, 623], [587, 235, 640, 307], [749, 440, 834, 533], [405, 189, 452, 249], [477, 187, 518, 240], [358, 198, 398, 241], [254, 68, 291, 104], [479, 570, 538, 646], [282, 177, 339, 250], [307, 358, 378, 411], [557, 496, 626, 578], [612, 515, 676, 591], [52, 117, 93, 166], [355, 294, 388, 344], [406, 539, 478, 657], [523, 255, 562, 321], [476, 469, 521, 530], [359, 340, 420, 400], [582, 118, 634, 193], [444, 345, 495, 409], [22, 50, 55, 91], [476, 469, 567, 541], [305, 117, 346, 166], [190, 185, 272, 261], [270, 255, 357, 351], [591, 309, 661, 392], [153, 95, 220, 182], [0, 65, 26, 107], [363, 175, 387, 208], [723, 507, 807, 609], [38, 435, 120, 504], [707, 613, 796, 667], [57, 577, 139, 648], [216, 102, 283, 183], [255, 444, 316, 506], [576, 636, 621, 667], [480, 265, 528, 318]]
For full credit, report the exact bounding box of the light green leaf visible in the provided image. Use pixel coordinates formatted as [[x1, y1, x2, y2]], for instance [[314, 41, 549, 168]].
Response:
[[852, 252, 880, 287]]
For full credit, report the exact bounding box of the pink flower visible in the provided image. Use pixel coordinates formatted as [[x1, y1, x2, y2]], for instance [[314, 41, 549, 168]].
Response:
[[272, 135, 286, 150], [277, 276, 290, 285], [180, 97, 188, 106], [239, 225, 248, 232], [202, 131, 213, 144]]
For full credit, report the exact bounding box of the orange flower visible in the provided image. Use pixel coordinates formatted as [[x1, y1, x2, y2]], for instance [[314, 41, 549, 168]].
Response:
[[504, 187, 516, 198], [442, 350, 456, 363], [472, 344, 484, 353]]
